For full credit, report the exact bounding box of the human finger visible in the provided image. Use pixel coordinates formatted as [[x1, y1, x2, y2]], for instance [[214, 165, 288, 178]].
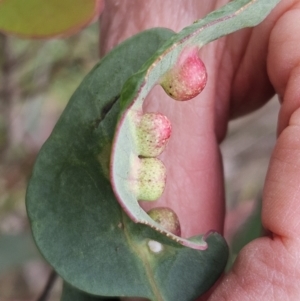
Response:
[[207, 1, 300, 300]]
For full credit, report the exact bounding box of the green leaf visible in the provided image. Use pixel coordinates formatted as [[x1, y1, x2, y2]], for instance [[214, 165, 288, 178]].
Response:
[[26, 27, 228, 301], [61, 282, 120, 301], [111, 0, 280, 250], [0, 0, 103, 38], [26, 0, 280, 299]]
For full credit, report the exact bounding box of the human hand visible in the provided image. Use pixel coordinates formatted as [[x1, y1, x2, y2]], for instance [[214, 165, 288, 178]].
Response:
[[100, 1, 300, 300]]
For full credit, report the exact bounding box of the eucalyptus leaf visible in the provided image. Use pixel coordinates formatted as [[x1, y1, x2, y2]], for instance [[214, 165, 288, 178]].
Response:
[[26, 27, 228, 300], [26, 0, 280, 300], [61, 282, 120, 301]]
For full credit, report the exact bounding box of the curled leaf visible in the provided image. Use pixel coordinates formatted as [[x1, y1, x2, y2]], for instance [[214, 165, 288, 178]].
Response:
[[27, 28, 228, 300], [110, 0, 280, 250]]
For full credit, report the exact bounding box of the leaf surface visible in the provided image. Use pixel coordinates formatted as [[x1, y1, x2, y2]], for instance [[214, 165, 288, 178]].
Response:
[[61, 282, 120, 301], [26, 27, 228, 300], [26, 0, 280, 300]]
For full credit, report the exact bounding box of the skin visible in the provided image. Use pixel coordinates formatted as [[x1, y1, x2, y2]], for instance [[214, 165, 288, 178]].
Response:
[[100, 0, 300, 300]]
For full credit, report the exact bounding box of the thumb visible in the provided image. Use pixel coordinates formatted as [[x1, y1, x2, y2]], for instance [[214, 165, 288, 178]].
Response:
[[207, 2, 300, 300]]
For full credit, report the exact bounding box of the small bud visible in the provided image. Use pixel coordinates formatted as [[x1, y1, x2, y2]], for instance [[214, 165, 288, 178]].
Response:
[[130, 157, 166, 201], [136, 113, 171, 157], [160, 47, 207, 101], [147, 207, 181, 236]]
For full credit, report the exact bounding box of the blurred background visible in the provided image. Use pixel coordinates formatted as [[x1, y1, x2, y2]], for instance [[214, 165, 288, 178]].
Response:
[[0, 23, 100, 301], [0, 21, 280, 300]]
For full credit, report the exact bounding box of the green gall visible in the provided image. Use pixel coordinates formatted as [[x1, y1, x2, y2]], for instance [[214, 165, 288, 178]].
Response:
[[147, 207, 181, 236], [130, 157, 166, 201]]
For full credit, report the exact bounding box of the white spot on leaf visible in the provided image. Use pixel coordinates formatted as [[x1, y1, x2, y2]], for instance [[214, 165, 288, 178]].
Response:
[[148, 240, 163, 253]]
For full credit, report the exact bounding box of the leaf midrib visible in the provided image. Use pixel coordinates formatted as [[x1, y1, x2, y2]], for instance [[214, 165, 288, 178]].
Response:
[[121, 212, 163, 301]]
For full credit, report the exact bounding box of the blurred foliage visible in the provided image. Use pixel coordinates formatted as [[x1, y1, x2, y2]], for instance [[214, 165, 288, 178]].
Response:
[[0, 0, 102, 38], [0, 234, 39, 275], [0, 22, 99, 300]]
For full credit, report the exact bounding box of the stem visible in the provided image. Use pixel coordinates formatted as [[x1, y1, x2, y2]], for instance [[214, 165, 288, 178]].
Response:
[[36, 269, 58, 301]]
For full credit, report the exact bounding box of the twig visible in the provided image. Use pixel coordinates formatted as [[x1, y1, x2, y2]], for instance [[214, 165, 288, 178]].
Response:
[[36, 269, 58, 301], [0, 33, 17, 157]]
